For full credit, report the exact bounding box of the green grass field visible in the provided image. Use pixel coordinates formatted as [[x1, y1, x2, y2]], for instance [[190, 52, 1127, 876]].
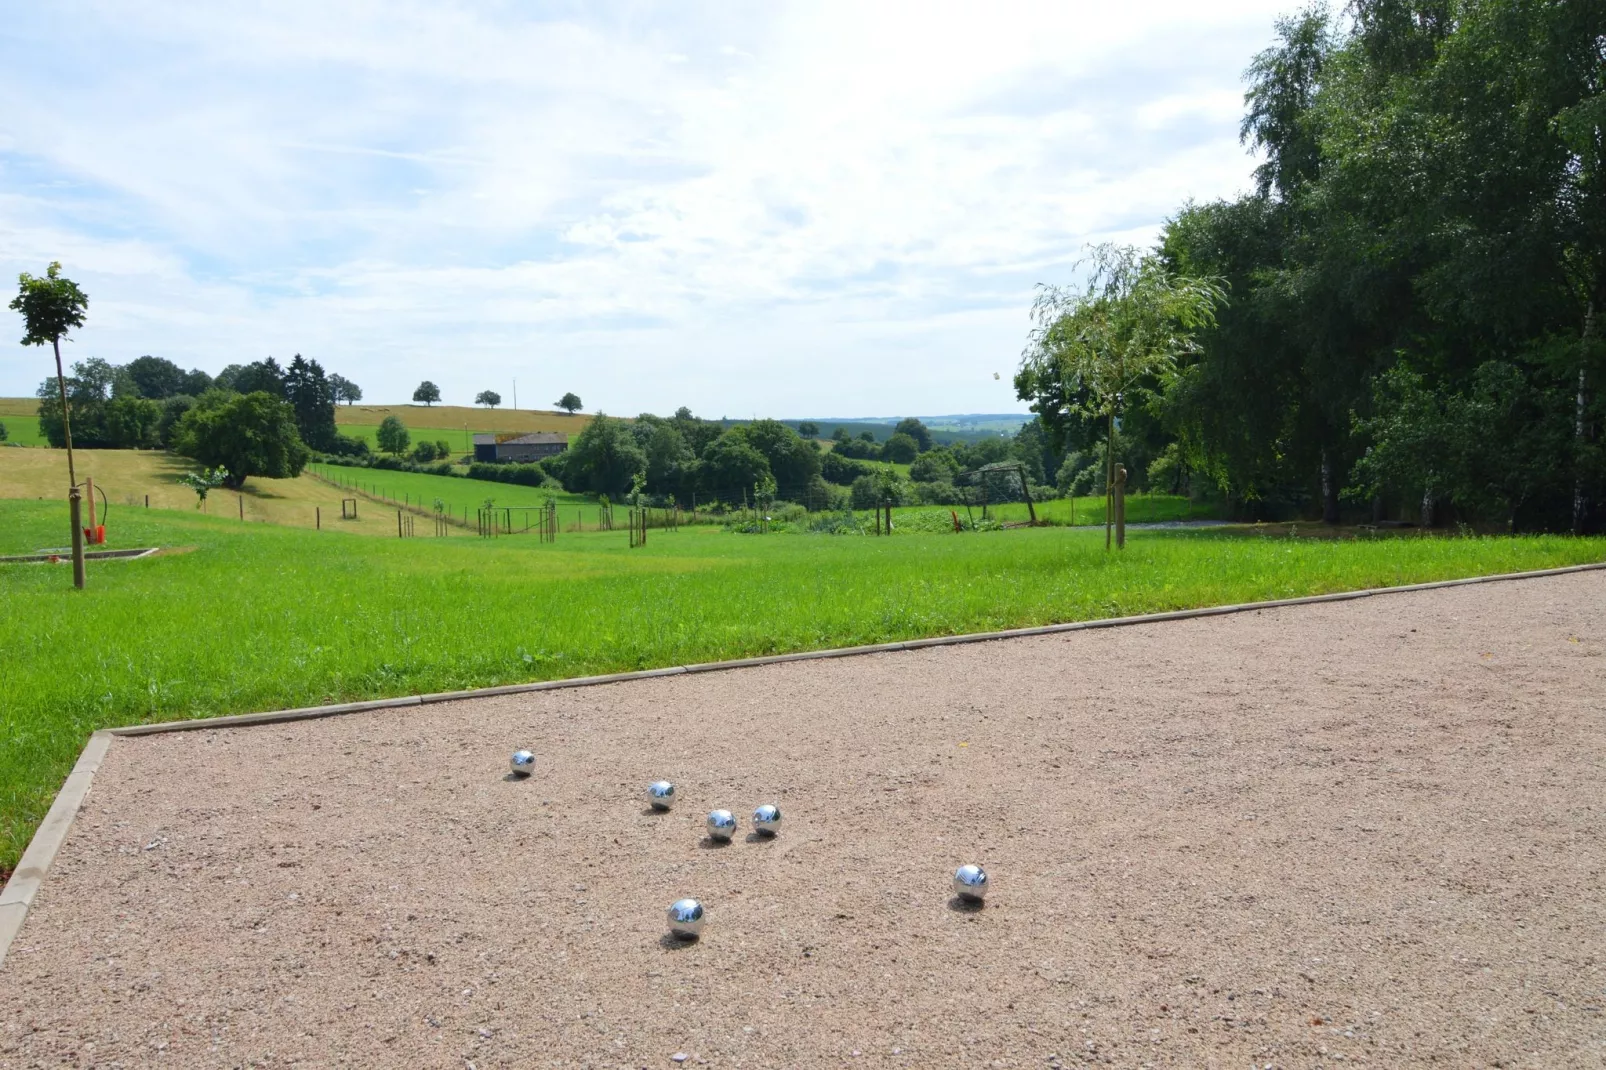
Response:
[[2, 494, 1602, 874], [0, 416, 46, 446]]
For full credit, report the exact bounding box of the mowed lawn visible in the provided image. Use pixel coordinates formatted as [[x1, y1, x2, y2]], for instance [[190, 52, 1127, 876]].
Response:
[[2, 494, 1603, 874]]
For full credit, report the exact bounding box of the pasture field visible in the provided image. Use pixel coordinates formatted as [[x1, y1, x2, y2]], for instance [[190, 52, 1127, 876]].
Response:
[[0, 417, 46, 447], [332, 403, 592, 450], [1, 493, 1602, 873]]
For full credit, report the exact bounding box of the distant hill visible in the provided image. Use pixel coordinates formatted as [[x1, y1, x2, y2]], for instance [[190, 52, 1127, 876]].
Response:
[[721, 413, 1031, 444]]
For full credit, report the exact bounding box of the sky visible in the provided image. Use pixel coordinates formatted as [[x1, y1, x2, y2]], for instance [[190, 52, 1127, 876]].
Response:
[[0, 0, 1292, 418]]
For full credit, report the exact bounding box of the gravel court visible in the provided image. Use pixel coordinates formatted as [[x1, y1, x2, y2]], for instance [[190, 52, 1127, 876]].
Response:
[[1, 572, 1603, 1068]]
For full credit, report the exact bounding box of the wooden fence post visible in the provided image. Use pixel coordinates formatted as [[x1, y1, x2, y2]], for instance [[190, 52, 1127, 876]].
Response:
[[1114, 464, 1127, 550]]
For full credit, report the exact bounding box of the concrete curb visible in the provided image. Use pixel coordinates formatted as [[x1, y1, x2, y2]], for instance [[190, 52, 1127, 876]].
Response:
[[0, 731, 112, 970], [2, 558, 1602, 970]]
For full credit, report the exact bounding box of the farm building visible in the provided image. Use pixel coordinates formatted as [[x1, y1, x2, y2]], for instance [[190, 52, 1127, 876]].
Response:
[[472, 432, 569, 463]]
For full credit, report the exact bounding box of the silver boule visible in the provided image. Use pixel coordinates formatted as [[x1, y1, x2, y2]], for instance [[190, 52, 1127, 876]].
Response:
[[752, 804, 782, 836], [706, 809, 737, 842], [953, 864, 988, 901], [510, 749, 536, 777], [647, 780, 676, 810], [667, 897, 704, 938]]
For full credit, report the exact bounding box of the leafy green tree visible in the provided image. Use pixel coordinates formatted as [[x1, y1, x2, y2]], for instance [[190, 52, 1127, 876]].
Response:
[[830, 426, 850, 443], [124, 356, 188, 399], [412, 440, 440, 462], [561, 413, 645, 496], [180, 368, 214, 396], [329, 374, 362, 405], [104, 396, 162, 448], [35, 357, 118, 449], [173, 392, 310, 489], [893, 418, 932, 452], [556, 392, 582, 414], [796, 421, 820, 438], [1022, 244, 1225, 546], [738, 419, 820, 492], [233, 358, 286, 397], [476, 390, 501, 408], [0, 421, 8, 442], [881, 432, 919, 464], [413, 381, 441, 406], [909, 449, 960, 483], [376, 415, 411, 456], [700, 432, 770, 500], [214, 364, 244, 392], [156, 396, 195, 448], [11, 261, 89, 490], [643, 420, 695, 496]]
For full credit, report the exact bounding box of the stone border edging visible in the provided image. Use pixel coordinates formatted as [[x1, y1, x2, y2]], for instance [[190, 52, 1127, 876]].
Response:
[[2, 557, 1602, 969], [0, 731, 112, 969]]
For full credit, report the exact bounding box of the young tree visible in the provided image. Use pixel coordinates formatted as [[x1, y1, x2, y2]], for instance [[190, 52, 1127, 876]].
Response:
[[413, 381, 441, 406], [178, 467, 227, 509], [329, 374, 362, 405], [10, 261, 90, 586], [0, 421, 8, 442], [1022, 244, 1225, 548], [173, 392, 310, 489], [556, 392, 582, 414], [475, 390, 502, 408], [376, 414, 411, 456]]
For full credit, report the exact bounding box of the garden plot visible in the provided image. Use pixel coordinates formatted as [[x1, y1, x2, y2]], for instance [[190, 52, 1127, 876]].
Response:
[[1, 572, 1603, 1067]]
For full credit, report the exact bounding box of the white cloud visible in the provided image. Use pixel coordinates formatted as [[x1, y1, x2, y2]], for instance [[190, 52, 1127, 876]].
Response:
[[0, 0, 1285, 415]]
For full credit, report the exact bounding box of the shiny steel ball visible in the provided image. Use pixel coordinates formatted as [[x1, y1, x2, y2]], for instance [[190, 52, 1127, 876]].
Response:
[[752, 804, 782, 836], [706, 809, 738, 842], [509, 749, 536, 777], [647, 780, 676, 810], [667, 898, 704, 939], [953, 864, 988, 901]]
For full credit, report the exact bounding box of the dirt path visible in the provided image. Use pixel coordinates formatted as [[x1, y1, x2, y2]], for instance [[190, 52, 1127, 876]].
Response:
[[3, 573, 1604, 1068]]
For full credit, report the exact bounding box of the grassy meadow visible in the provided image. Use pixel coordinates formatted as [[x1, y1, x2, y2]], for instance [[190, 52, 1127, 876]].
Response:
[[0, 397, 45, 446], [2, 492, 1603, 874], [332, 403, 592, 452]]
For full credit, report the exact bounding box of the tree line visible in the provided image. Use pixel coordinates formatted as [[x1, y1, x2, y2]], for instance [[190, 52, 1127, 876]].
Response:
[[35, 354, 366, 487], [1015, 0, 1605, 532], [432, 410, 1057, 511]]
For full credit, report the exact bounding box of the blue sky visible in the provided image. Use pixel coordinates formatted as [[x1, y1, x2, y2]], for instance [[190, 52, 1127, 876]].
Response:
[[0, 0, 1292, 416]]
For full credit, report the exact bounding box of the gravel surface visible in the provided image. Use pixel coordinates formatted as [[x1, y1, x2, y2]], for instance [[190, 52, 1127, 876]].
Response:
[[3, 572, 1604, 1068]]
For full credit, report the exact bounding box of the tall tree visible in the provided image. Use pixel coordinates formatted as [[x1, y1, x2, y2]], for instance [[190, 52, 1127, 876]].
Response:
[[329, 374, 362, 406], [556, 392, 582, 414], [475, 390, 502, 408], [413, 381, 441, 406], [284, 355, 337, 451], [233, 358, 286, 397]]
